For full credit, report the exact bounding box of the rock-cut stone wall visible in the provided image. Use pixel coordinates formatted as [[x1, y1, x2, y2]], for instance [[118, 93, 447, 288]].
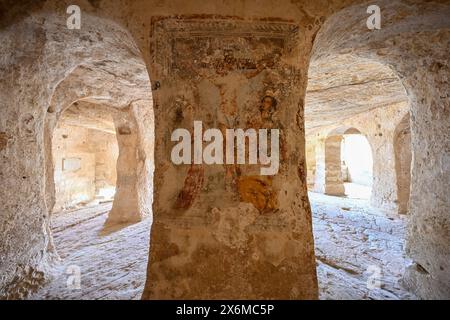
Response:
[[52, 121, 118, 211], [306, 102, 410, 213], [0, 0, 448, 300], [142, 14, 318, 299]]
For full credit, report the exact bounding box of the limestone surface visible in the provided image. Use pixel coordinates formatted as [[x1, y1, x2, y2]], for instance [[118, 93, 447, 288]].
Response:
[[0, 0, 448, 300]]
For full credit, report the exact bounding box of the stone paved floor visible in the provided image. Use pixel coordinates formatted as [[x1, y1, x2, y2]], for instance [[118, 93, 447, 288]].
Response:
[[310, 191, 415, 299], [30, 203, 151, 300], [30, 192, 415, 300]]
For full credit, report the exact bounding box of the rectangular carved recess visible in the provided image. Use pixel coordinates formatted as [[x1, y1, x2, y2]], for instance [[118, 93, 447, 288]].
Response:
[[149, 17, 302, 229], [150, 16, 300, 76]]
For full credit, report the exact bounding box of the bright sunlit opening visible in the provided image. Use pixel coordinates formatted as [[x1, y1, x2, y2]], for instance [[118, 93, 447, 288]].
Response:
[[341, 134, 373, 199]]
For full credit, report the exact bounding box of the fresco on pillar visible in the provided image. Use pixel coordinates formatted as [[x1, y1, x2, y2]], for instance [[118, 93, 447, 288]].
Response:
[[151, 17, 301, 215]]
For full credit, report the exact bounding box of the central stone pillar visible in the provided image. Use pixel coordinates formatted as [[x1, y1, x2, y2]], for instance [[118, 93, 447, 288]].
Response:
[[142, 17, 317, 299]]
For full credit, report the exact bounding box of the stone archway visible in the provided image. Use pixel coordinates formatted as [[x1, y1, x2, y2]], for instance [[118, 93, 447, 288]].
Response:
[[43, 58, 154, 228], [51, 101, 119, 212], [0, 0, 448, 300], [305, 52, 409, 212], [394, 113, 412, 215], [48, 98, 154, 225], [141, 15, 318, 300], [308, 0, 450, 299], [0, 10, 154, 298]]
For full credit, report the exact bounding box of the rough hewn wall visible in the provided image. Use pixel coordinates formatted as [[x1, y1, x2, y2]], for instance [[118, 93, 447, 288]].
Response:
[[0, 4, 153, 298], [53, 125, 98, 210], [394, 114, 411, 214], [52, 122, 118, 211]]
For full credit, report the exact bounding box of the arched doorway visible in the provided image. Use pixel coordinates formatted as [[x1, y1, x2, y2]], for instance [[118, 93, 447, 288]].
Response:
[[41, 63, 154, 298], [304, 0, 449, 299], [303, 18, 414, 299], [315, 126, 373, 199], [52, 102, 118, 213]]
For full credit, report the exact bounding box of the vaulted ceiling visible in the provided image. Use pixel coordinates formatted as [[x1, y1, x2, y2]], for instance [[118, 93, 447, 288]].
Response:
[[305, 54, 408, 134]]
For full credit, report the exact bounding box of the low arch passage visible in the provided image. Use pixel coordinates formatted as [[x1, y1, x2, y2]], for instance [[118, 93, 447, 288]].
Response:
[[305, 0, 450, 299], [0, 0, 449, 301], [50, 98, 155, 223], [303, 4, 418, 298], [306, 118, 415, 299], [41, 98, 154, 299], [44, 63, 155, 227], [305, 53, 409, 208]]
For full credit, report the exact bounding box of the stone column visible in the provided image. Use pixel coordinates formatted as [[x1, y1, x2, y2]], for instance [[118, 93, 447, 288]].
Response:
[[142, 17, 317, 299], [324, 135, 345, 196], [106, 101, 153, 225]]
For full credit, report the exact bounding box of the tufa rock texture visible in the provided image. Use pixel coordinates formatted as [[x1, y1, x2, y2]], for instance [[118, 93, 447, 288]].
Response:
[[307, 0, 450, 298], [0, 0, 448, 299]]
